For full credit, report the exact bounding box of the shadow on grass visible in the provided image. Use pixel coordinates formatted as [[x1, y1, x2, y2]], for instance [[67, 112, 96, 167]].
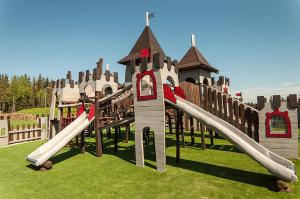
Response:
[[166, 155, 276, 190], [25, 129, 277, 191]]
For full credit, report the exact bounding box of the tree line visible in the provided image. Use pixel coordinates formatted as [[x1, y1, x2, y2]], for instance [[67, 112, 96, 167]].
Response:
[[0, 74, 54, 113]]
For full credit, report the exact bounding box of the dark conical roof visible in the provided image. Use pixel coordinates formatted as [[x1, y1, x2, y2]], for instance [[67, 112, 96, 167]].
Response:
[[177, 46, 218, 73], [118, 26, 166, 65]]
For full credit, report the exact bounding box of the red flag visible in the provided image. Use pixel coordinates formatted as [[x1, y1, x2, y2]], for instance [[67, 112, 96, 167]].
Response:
[[235, 92, 242, 97], [140, 48, 150, 58], [223, 86, 228, 94]]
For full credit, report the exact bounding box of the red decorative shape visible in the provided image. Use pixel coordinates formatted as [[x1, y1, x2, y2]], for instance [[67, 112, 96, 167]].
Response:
[[174, 86, 186, 99], [223, 86, 228, 94], [139, 48, 150, 58], [136, 70, 157, 101], [77, 105, 85, 117], [88, 104, 95, 121], [163, 84, 176, 104], [235, 92, 242, 97], [265, 108, 291, 138]]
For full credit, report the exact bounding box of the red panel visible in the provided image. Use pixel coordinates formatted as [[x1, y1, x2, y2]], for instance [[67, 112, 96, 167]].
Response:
[[88, 104, 95, 121], [136, 70, 157, 101], [139, 48, 150, 58], [174, 86, 186, 99], [265, 108, 291, 138], [77, 105, 85, 118], [163, 84, 176, 104]]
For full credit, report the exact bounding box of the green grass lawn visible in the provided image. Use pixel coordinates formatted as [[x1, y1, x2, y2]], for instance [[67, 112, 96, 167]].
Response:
[[9, 120, 38, 129], [0, 130, 299, 199], [17, 107, 50, 116]]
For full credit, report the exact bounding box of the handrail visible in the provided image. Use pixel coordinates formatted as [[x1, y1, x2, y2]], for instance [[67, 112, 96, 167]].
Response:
[[203, 84, 258, 112]]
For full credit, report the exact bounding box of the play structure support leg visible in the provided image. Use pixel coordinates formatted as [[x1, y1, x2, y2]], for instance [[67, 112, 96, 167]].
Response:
[[80, 131, 85, 154], [107, 128, 111, 139], [180, 111, 185, 148], [209, 129, 214, 147], [200, 123, 206, 150], [135, 127, 144, 167], [190, 116, 194, 145], [167, 113, 172, 134], [114, 127, 118, 152], [95, 91, 103, 157], [125, 124, 130, 143], [175, 109, 180, 162], [76, 135, 79, 147], [154, 128, 166, 172]]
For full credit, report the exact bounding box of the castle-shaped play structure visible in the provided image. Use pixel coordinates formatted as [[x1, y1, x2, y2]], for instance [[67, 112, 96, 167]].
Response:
[[19, 13, 299, 187]]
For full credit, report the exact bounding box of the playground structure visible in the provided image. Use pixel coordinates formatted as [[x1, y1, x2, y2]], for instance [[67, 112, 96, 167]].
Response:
[[21, 13, 299, 188]]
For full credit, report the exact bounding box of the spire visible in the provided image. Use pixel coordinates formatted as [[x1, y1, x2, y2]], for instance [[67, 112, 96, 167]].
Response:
[[177, 34, 218, 73], [146, 12, 149, 27], [191, 34, 196, 47], [118, 24, 166, 65]]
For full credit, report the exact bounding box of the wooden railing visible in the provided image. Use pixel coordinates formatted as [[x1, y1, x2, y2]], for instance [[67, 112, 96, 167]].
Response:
[[179, 82, 259, 141], [0, 115, 49, 146]]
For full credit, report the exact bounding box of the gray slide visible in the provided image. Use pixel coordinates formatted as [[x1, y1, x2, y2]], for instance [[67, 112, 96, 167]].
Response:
[[165, 95, 298, 183], [26, 111, 94, 166]]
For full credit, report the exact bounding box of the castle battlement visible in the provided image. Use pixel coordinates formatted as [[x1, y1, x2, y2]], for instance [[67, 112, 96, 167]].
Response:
[[78, 58, 119, 97], [257, 94, 298, 159]]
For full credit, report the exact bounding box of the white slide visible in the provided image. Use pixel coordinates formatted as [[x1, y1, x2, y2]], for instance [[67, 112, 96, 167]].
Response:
[[165, 95, 298, 183], [26, 110, 94, 166]]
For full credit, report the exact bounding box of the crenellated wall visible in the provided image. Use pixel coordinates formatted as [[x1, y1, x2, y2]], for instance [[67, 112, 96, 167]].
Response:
[[78, 58, 119, 97], [212, 76, 230, 93], [257, 94, 298, 159]]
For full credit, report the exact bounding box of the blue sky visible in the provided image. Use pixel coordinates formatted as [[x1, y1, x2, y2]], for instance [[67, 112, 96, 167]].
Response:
[[0, 0, 299, 102]]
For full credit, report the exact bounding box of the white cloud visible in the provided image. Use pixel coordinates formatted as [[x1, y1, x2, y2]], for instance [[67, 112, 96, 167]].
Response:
[[282, 82, 293, 87], [231, 85, 300, 103]]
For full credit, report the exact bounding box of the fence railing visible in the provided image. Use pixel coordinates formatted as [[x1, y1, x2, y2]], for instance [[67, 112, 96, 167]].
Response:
[[0, 115, 48, 146], [179, 82, 259, 142]]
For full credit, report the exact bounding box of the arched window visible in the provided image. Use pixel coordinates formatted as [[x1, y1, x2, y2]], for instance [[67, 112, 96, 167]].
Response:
[[165, 76, 175, 87], [84, 85, 95, 97], [103, 85, 113, 96], [265, 109, 291, 138], [136, 70, 157, 101], [185, 77, 196, 84], [203, 78, 209, 86]]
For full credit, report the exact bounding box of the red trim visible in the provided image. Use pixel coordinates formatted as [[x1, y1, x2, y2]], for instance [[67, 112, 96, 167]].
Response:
[[265, 108, 291, 138], [77, 105, 85, 118], [163, 84, 176, 104], [139, 48, 150, 58], [174, 86, 186, 99], [136, 70, 157, 101], [88, 104, 95, 121]]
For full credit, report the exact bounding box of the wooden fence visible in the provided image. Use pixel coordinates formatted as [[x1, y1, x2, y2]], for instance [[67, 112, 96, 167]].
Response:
[[179, 82, 259, 142], [0, 115, 49, 146]]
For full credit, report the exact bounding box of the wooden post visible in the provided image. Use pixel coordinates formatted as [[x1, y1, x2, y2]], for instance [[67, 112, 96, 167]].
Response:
[[253, 111, 259, 142], [80, 131, 85, 154], [209, 129, 214, 147], [125, 124, 130, 143], [189, 116, 194, 145], [233, 101, 239, 129], [95, 91, 103, 157], [107, 128, 111, 139], [114, 127, 118, 152], [239, 104, 245, 133], [175, 109, 180, 162], [228, 97, 234, 125], [167, 112, 173, 134], [180, 111, 185, 148], [223, 95, 228, 122], [200, 123, 206, 149]]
